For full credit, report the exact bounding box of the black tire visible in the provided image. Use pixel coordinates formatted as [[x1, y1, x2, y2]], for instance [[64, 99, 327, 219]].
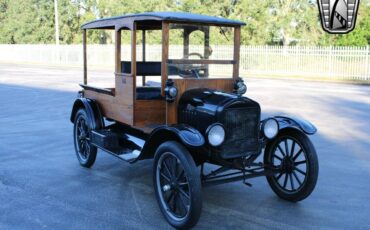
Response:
[[264, 129, 318, 202], [153, 141, 202, 229], [73, 108, 97, 168]]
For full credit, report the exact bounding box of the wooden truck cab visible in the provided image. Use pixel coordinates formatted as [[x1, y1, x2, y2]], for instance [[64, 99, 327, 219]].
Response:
[[79, 12, 243, 132]]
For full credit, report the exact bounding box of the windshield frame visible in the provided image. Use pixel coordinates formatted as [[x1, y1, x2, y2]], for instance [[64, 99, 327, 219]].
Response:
[[160, 21, 240, 92]]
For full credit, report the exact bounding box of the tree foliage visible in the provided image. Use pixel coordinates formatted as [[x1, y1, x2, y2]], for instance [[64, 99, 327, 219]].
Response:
[[0, 0, 369, 45]]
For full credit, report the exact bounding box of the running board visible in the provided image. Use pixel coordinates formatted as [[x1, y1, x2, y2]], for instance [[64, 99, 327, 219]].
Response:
[[90, 130, 145, 163]]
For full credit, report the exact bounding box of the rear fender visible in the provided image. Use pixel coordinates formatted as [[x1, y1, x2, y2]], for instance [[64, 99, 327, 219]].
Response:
[[70, 98, 104, 129]]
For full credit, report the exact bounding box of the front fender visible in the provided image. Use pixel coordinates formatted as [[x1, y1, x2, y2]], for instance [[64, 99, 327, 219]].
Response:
[[273, 115, 317, 135], [136, 124, 205, 161], [155, 125, 205, 147]]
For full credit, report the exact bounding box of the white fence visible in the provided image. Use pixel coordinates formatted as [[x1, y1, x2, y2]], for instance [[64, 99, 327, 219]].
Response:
[[0, 44, 369, 81]]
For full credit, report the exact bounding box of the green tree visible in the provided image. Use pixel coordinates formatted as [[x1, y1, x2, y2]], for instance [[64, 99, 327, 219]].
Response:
[[58, 0, 83, 44], [0, 0, 368, 45], [0, 0, 55, 44], [234, 0, 324, 45]]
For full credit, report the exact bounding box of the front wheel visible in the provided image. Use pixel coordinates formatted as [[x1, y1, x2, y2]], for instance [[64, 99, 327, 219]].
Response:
[[264, 129, 319, 202], [153, 141, 202, 229]]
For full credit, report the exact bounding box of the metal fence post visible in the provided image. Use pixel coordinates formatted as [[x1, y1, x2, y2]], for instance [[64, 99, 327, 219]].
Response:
[[366, 46, 369, 80], [0, 44, 369, 81], [329, 46, 333, 79]]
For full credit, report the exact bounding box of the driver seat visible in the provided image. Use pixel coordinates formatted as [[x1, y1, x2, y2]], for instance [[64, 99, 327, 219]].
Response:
[[136, 87, 162, 100], [121, 61, 179, 100]]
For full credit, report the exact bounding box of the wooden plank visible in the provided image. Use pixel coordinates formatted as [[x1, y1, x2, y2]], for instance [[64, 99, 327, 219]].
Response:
[[131, 23, 137, 77], [134, 100, 166, 127], [83, 30, 87, 84], [131, 22, 137, 98], [204, 27, 210, 77], [183, 28, 189, 57], [101, 25, 134, 126], [167, 59, 235, 65], [233, 26, 240, 80], [116, 75, 134, 104], [84, 89, 133, 125], [164, 20, 240, 28], [115, 73, 133, 77], [80, 84, 114, 96], [115, 29, 121, 73], [142, 30, 146, 86], [131, 22, 137, 124], [161, 22, 169, 96]]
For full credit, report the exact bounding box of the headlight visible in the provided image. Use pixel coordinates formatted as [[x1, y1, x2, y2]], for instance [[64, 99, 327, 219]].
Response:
[[236, 81, 247, 95], [206, 123, 225, 147], [262, 118, 279, 139], [234, 79, 247, 95], [164, 80, 178, 102], [168, 86, 178, 97]]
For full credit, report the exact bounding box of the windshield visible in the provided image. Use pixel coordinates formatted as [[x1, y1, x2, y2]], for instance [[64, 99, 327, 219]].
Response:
[[168, 23, 235, 79]]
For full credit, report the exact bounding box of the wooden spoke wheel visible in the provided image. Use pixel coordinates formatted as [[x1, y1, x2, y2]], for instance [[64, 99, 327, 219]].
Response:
[[73, 109, 97, 168], [153, 141, 202, 229], [264, 129, 319, 202]]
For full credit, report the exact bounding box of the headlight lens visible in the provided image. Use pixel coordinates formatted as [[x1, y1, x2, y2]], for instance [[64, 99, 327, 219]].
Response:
[[164, 80, 178, 103], [168, 86, 178, 97], [207, 124, 225, 147], [263, 118, 279, 139], [236, 81, 247, 95]]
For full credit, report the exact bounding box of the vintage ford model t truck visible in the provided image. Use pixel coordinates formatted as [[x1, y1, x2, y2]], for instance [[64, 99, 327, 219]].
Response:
[[70, 12, 319, 229]]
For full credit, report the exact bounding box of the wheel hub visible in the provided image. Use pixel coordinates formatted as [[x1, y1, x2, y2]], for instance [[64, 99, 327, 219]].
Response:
[[163, 181, 180, 192], [162, 184, 171, 192], [281, 157, 295, 173]]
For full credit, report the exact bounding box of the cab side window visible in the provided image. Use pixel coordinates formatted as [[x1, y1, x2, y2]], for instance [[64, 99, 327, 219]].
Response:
[[85, 29, 116, 91], [135, 30, 163, 100]]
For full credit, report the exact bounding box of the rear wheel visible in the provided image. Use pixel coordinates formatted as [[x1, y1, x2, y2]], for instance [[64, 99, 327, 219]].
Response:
[[73, 109, 97, 168], [153, 141, 202, 229], [264, 129, 318, 202]]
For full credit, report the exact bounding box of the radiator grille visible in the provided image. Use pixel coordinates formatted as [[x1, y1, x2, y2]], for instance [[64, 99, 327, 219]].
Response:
[[219, 107, 260, 158]]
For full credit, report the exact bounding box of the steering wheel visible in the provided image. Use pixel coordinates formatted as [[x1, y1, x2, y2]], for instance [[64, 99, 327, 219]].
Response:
[[188, 52, 204, 59], [177, 52, 206, 78]]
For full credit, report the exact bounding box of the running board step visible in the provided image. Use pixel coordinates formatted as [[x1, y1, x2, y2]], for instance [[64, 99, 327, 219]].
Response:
[[90, 130, 145, 162]]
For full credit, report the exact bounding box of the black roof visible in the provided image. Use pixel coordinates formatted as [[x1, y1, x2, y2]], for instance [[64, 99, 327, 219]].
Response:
[[81, 12, 246, 30]]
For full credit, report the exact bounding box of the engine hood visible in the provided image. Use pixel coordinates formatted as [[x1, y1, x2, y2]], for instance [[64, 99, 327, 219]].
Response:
[[178, 88, 260, 133]]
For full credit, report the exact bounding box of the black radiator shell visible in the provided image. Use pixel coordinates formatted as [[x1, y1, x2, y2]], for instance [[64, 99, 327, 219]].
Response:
[[178, 88, 261, 159]]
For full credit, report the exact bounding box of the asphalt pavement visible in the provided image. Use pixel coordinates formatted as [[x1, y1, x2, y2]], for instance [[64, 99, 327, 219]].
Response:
[[0, 63, 369, 229]]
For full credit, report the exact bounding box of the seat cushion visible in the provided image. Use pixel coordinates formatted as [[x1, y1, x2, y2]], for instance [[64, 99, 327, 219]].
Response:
[[136, 87, 162, 100], [122, 61, 161, 76], [122, 61, 179, 76]]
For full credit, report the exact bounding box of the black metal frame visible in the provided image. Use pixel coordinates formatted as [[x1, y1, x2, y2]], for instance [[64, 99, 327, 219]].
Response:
[[201, 158, 281, 187], [202, 168, 279, 187]]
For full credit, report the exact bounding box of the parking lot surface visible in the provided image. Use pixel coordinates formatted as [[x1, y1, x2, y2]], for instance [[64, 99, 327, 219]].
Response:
[[0, 63, 369, 229]]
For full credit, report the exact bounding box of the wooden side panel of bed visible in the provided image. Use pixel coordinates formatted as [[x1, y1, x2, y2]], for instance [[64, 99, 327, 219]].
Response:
[[134, 100, 166, 128], [84, 73, 134, 125]]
